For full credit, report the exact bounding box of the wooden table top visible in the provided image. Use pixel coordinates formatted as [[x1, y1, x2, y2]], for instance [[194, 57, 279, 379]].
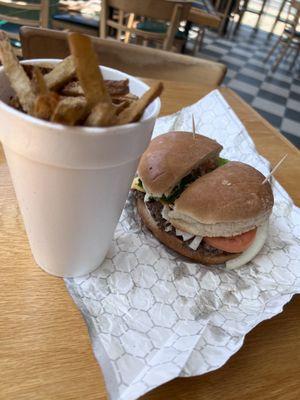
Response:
[[0, 81, 299, 400]]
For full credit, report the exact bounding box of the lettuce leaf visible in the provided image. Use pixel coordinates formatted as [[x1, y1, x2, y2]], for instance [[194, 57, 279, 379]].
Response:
[[218, 157, 229, 166]]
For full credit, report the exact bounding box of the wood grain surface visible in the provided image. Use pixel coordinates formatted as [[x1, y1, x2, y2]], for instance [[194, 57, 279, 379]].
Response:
[[0, 81, 299, 400]]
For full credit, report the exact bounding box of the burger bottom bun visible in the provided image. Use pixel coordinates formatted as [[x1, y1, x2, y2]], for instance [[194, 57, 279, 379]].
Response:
[[137, 198, 239, 266]]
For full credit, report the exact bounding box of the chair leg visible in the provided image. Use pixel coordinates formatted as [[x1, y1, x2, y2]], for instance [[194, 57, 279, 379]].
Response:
[[124, 13, 135, 44], [268, 0, 285, 37], [233, 0, 249, 35], [272, 40, 291, 71], [255, 0, 268, 30], [218, 0, 235, 36], [136, 36, 143, 45], [198, 28, 205, 50], [286, 46, 294, 61], [117, 10, 124, 41], [290, 45, 300, 70], [193, 27, 205, 55], [264, 35, 282, 62], [163, 4, 181, 51]]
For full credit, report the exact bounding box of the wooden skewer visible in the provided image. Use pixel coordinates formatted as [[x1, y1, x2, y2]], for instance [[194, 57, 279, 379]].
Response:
[[262, 154, 287, 184], [192, 114, 196, 139]]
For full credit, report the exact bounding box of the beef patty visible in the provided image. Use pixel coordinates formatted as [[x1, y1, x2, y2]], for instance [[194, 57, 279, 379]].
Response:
[[133, 190, 228, 257]]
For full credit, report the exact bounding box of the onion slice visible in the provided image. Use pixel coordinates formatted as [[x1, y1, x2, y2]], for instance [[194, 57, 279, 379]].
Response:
[[225, 222, 269, 270], [175, 229, 194, 241], [188, 236, 203, 250]]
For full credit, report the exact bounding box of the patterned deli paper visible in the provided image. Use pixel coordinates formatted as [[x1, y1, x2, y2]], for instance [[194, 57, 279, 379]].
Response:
[[65, 90, 300, 400]]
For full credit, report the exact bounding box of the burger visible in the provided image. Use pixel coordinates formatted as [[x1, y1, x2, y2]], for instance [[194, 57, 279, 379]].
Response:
[[132, 131, 274, 270]]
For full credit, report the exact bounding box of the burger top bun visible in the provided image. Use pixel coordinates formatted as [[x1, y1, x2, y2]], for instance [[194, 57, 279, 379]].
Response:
[[138, 131, 222, 198], [168, 161, 274, 237]]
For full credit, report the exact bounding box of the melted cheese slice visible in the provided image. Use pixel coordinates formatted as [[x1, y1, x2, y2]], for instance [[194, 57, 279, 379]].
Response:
[[225, 222, 268, 270], [131, 177, 145, 192], [132, 178, 169, 206]]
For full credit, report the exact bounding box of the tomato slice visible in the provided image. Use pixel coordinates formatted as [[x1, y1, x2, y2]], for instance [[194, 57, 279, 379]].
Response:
[[203, 228, 257, 253]]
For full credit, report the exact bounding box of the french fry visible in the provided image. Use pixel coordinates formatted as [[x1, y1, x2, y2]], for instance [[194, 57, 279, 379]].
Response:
[[1, 31, 163, 127], [51, 96, 88, 125], [33, 92, 60, 121], [61, 79, 130, 98], [61, 81, 84, 97], [32, 67, 48, 95], [8, 96, 22, 111], [44, 55, 76, 91], [68, 33, 112, 109], [115, 100, 131, 115], [0, 31, 35, 114], [105, 79, 129, 96], [117, 82, 163, 125], [23, 63, 54, 77], [31, 66, 61, 120], [31, 62, 55, 70], [111, 93, 139, 105], [85, 103, 117, 127]]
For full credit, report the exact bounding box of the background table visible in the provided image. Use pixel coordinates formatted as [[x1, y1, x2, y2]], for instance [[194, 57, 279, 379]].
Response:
[[0, 82, 299, 400]]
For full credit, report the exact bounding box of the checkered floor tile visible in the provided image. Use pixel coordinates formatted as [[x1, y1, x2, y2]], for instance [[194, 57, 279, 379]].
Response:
[[186, 25, 300, 149]]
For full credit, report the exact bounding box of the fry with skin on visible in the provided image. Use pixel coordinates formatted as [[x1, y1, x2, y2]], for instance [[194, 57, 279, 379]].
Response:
[[32, 67, 48, 95], [104, 79, 129, 96], [0, 31, 35, 114], [115, 100, 131, 115], [1, 31, 163, 127], [32, 66, 60, 120], [9, 96, 22, 111], [34, 92, 60, 120], [51, 96, 88, 125], [117, 82, 163, 125], [85, 102, 117, 127], [68, 33, 113, 109], [61, 79, 130, 98], [61, 81, 84, 97], [44, 55, 76, 91], [111, 93, 138, 105], [23, 63, 53, 80]]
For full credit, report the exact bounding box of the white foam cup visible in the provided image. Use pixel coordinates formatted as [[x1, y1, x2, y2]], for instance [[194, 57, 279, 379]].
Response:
[[0, 60, 160, 277]]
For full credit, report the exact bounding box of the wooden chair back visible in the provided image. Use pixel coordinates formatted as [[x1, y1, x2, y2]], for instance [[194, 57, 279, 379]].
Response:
[[289, 0, 300, 30], [264, 0, 300, 71], [20, 26, 227, 86], [101, 0, 191, 50], [0, 0, 49, 55]]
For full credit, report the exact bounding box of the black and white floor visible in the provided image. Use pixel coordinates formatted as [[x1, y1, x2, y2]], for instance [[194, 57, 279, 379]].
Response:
[[186, 25, 300, 148]]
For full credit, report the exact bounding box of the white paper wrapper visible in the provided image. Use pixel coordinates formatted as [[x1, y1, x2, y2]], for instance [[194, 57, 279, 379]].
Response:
[[65, 90, 300, 400]]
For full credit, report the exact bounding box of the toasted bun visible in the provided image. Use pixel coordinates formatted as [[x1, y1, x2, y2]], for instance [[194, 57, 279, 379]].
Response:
[[137, 131, 222, 197], [169, 161, 274, 237], [137, 198, 238, 266]]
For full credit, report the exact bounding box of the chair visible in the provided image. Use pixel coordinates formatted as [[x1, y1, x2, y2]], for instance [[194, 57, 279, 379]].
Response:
[[234, 0, 268, 34], [100, 0, 191, 51], [269, 0, 291, 36], [264, 0, 300, 71], [186, 0, 237, 54], [214, 0, 240, 35], [186, 1, 221, 54], [20, 26, 227, 86], [0, 0, 50, 55]]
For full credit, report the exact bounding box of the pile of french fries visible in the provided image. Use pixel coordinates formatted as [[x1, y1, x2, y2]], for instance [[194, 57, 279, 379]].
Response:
[[0, 31, 163, 127]]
